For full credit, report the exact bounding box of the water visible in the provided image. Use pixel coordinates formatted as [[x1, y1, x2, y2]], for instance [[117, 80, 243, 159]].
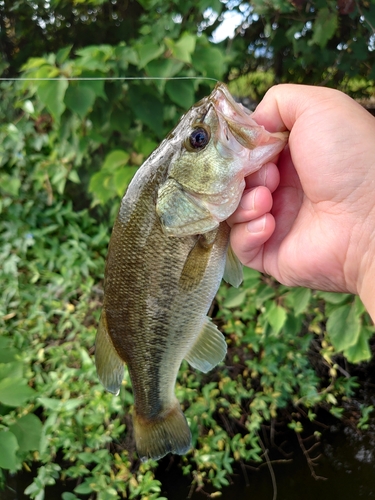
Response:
[[157, 414, 375, 500], [2, 412, 375, 500]]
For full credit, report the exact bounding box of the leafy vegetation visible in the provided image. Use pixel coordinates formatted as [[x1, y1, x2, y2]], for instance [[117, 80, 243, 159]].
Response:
[[1, 0, 375, 498]]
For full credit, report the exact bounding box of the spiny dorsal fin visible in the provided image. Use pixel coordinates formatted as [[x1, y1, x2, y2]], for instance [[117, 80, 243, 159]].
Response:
[[223, 244, 243, 288], [184, 317, 227, 373], [95, 311, 124, 395]]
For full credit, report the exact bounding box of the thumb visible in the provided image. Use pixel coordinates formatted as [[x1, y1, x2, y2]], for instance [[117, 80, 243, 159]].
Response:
[[252, 83, 340, 133]]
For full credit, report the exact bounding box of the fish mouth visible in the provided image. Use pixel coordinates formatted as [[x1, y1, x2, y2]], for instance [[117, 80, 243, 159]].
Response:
[[209, 83, 288, 150], [208, 83, 257, 149]]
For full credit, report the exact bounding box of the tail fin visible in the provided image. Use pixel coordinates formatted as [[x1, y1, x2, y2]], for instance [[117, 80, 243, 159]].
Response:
[[133, 402, 191, 461]]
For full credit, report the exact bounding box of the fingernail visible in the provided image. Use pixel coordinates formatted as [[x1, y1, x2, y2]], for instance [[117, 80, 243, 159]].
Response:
[[247, 216, 266, 233], [263, 164, 268, 186], [240, 188, 257, 211]]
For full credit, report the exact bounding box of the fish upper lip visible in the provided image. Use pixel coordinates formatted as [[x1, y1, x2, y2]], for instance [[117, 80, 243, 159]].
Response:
[[209, 83, 240, 115]]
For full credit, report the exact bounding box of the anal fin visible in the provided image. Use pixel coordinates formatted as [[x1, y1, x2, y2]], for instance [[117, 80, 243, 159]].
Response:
[[223, 244, 243, 287], [184, 318, 227, 373], [95, 311, 124, 395]]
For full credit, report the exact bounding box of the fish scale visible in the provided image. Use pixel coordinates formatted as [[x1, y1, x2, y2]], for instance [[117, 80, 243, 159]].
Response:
[[95, 82, 288, 461]]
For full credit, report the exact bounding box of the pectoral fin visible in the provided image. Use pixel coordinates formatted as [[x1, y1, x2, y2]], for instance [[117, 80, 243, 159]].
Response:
[[156, 179, 218, 237], [179, 230, 218, 292], [223, 244, 243, 287], [184, 317, 227, 373], [95, 311, 124, 395]]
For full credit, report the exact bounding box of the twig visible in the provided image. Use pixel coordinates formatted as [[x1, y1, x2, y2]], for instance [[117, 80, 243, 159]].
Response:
[[273, 440, 294, 459], [335, 363, 351, 378], [187, 478, 196, 499], [219, 412, 250, 487], [258, 458, 293, 469], [270, 419, 275, 447], [296, 433, 327, 481], [239, 459, 250, 487], [257, 432, 277, 500]]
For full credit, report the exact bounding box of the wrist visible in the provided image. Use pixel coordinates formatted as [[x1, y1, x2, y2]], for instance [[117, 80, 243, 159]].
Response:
[[357, 243, 375, 322]]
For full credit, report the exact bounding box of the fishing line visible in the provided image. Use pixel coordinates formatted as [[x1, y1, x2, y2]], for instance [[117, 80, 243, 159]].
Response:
[[0, 76, 219, 82]]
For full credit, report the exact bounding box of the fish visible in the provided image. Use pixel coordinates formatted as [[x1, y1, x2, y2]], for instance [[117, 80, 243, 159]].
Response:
[[95, 82, 288, 462]]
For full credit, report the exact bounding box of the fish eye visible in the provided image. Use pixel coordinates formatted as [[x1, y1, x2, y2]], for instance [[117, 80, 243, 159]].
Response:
[[186, 126, 210, 151]]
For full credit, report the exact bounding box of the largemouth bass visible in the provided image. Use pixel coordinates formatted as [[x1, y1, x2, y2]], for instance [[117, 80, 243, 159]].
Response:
[[95, 82, 288, 461]]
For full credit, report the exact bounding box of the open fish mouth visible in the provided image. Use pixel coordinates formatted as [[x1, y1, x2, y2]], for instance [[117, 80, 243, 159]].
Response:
[[210, 83, 288, 150]]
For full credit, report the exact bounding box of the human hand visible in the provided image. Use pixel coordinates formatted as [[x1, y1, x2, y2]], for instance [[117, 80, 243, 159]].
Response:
[[227, 84, 375, 320]]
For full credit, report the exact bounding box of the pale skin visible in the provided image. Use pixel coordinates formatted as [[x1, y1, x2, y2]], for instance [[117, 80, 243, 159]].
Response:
[[227, 84, 375, 322]]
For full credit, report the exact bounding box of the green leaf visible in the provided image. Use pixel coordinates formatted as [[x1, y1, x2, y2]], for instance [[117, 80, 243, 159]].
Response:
[[192, 44, 225, 80], [327, 303, 361, 352], [36, 78, 69, 121], [310, 8, 338, 48], [63, 398, 83, 412], [223, 289, 248, 308], [0, 378, 35, 407], [0, 174, 21, 196], [0, 347, 18, 363], [68, 170, 80, 184], [80, 77, 107, 100], [136, 43, 165, 68], [146, 59, 184, 79], [0, 430, 19, 470], [89, 171, 113, 205], [319, 292, 352, 304], [114, 167, 138, 196], [21, 57, 49, 70], [102, 150, 130, 172], [74, 479, 94, 494], [38, 397, 62, 411], [255, 284, 275, 308], [65, 85, 96, 118], [288, 287, 312, 316], [128, 86, 163, 136], [345, 329, 372, 363], [199, 0, 222, 12], [115, 45, 139, 66], [165, 33, 196, 63], [109, 106, 131, 133], [75, 44, 113, 72], [0, 361, 23, 381], [62, 493, 79, 500], [267, 305, 287, 335], [56, 45, 73, 65], [136, 0, 159, 7], [134, 136, 158, 157], [9, 414, 43, 453], [0, 338, 10, 350], [165, 80, 195, 109]]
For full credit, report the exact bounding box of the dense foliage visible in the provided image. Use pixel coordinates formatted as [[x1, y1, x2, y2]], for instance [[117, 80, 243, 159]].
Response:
[[1, 0, 375, 498]]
